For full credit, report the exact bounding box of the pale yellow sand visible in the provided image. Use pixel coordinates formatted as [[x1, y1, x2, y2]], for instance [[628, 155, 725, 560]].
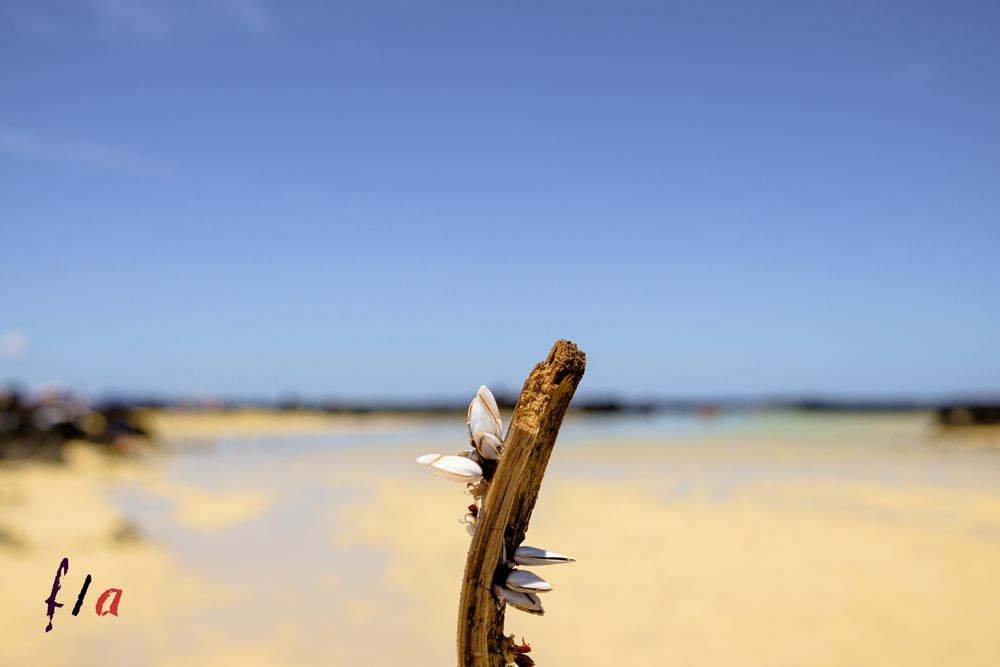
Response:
[[2, 413, 1000, 666]]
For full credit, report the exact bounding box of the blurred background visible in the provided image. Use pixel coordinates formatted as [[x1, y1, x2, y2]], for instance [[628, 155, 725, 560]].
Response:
[[2, 1, 999, 665]]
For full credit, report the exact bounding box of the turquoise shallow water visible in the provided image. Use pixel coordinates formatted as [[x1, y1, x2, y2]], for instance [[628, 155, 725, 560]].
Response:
[[153, 410, 954, 454]]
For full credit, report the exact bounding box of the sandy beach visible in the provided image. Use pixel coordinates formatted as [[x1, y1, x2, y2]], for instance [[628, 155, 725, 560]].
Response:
[[2, 412, 1000, 666]]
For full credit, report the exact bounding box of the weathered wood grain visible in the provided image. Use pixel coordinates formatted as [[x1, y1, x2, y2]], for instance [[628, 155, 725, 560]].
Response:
[[457, 340, 587, 666]]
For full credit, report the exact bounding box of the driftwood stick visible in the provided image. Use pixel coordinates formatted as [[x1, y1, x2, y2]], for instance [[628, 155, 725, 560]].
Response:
[[457, 340, 587, 666]]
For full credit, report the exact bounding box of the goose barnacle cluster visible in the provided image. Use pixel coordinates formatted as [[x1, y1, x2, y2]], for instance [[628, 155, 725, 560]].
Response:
[[415, 384, 576, 631], [491, 544, 575, 617], [415, 385, 504, 535], [467, 383, 503, 460]]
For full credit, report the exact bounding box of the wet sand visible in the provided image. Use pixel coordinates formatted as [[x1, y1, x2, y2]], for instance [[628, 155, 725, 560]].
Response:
[[2, 413, 1000, 666]]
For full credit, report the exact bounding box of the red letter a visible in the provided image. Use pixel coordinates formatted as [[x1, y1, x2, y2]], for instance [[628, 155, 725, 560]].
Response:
[[95, 588, 122, 617]]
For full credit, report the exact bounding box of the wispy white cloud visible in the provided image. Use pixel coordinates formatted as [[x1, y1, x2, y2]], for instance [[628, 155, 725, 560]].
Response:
[[0, 330, 28, 361], [212, 0, 271, 36], [99, 0, 274, 40], [0, 124, 244, 187], [88, 0, 187, 41], [4, 0, 274, 42], [90, 0, 273, 41], [0, 125, 183, 182]]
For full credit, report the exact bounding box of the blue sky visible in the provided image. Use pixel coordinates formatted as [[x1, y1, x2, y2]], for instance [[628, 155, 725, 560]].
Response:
[[1, 0, 998, 400]]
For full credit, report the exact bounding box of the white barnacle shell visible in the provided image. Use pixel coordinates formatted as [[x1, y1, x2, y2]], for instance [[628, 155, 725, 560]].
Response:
[[505, 569, 553, 594], [416, 454, 483, 482], [474, 432, 502, 460], [513, 546, 576, 566], [468, 385, 502, 444], [493, 585, 544, 615], [431, 456, 483, 482], [458, 514, 477, 536]]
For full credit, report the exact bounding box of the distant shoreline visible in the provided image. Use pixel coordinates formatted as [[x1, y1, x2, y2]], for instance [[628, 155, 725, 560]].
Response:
[[80, 393, 1000, 416]]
